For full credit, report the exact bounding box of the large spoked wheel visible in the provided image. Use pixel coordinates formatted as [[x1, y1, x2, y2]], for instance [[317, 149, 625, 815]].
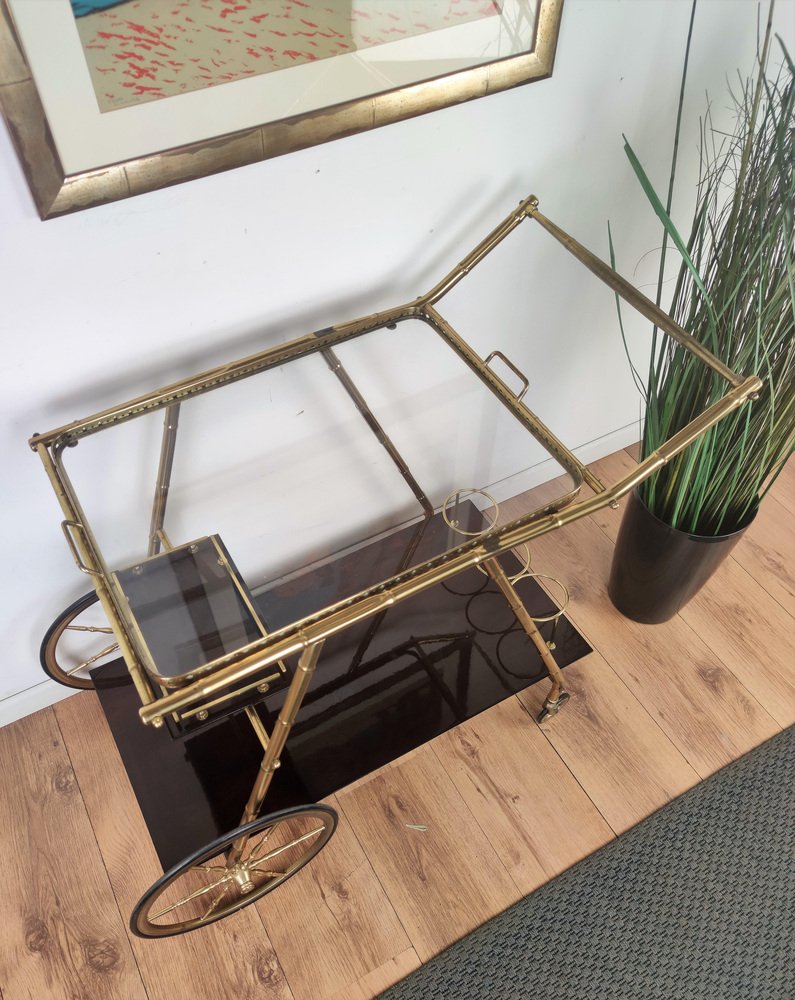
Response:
[[40, 592, 119, 690], [131, 804, 337, 938]]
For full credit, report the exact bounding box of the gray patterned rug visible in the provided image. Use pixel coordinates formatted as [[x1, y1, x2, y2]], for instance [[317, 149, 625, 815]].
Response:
[[379, 727, 795, 1000]]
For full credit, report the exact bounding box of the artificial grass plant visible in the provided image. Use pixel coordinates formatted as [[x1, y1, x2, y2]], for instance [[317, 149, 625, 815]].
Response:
[[616, 0, 794, 536]]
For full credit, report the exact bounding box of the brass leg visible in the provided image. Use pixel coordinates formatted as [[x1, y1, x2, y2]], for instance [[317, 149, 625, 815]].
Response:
[[483, 556, 570, 722], [228, 640, 325, 865]]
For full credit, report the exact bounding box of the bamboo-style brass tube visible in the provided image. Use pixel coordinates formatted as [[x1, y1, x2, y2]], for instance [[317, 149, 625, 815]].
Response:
[[483, 556, 566, 703], [244, 705, 270, 752], [420, 195, 536, 306], [421, 303, 590, 494], [148, 403, 180, 557], [138, 369, 760, 729], [228, 641, 324, 865], [28, 304, 413, 449]]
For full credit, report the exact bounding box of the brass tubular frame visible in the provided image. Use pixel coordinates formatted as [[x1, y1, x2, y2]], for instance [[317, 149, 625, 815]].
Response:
[[30, 196, 763, 737], [35, 442, 158, 713], [135, 370, 759, 728], [244, 705, 270, 752], [27, 306, 410, 449], [418, 304, 603, 498]]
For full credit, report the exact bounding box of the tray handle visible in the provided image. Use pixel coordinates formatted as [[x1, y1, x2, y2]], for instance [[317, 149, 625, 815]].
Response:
[[485, 351, 529, 402], [61, 520, 100, 577]]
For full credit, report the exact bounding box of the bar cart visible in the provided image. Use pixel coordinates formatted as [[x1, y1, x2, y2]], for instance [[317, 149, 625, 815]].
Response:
[[30, 196, 761, 937]]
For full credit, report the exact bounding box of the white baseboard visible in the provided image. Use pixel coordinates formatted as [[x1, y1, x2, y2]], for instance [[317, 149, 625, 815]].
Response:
[[0, 679, 78, 730], [0, 421, 641, 731], [485, 420, 641, 504]]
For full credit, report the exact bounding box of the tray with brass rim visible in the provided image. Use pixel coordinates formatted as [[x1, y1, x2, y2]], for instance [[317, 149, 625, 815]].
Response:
[[30, 195, 762, 937]]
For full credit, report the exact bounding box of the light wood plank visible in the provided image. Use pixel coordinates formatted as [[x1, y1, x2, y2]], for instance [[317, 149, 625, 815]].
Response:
[[326, 949, 420, 1000], [55, 692, 294, 1000], [0, 709, 146, 1000], [590, 450, 795, 727], [735, 495, 795, 617], [337, 743, 521, 962], [432, 695, 614, 892], [768, 454, 795, 514], [2, 442, 790, 998], [517, 652, 700, 832], [502, 483, 781, 777], [255, 792, 413, 1000], [682, 559, 795, 728]]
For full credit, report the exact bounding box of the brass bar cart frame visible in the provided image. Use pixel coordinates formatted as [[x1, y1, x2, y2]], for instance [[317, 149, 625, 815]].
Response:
[[30, 195, 761, 936]]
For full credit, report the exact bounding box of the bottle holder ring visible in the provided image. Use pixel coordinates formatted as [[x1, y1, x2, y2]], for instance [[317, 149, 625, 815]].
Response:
[[441, 488, 499, 536], [442, 487, 532, 585], [525, 573, 570, 623]]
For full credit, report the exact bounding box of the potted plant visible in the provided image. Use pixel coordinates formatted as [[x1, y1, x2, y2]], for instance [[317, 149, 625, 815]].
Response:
[[608, 3, 794, 623]]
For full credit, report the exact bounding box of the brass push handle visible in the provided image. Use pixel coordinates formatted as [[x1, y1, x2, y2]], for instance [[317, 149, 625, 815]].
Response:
[[485, 351, 529, 402], [61, 520, 100, 576]]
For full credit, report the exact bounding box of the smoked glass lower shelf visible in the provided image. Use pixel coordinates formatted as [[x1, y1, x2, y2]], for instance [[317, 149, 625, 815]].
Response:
[[94, 525, 590, 869]]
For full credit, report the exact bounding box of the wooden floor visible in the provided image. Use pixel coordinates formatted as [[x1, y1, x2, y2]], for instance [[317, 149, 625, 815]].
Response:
[[1, 446, 793, 1000]]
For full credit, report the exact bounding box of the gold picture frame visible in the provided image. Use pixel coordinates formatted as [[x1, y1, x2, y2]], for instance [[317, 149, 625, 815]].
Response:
[[0, 0, 563, 220]]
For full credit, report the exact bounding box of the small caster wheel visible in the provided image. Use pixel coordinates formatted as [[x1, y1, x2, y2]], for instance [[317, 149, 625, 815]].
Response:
[[537, 690, 570, 724]]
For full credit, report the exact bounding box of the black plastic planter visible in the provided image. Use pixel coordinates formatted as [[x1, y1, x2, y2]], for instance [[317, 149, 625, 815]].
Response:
[[608, 490, 757, 624]]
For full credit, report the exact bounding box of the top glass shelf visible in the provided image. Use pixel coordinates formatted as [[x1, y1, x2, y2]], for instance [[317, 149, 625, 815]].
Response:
[[58, 312, 581, 688]]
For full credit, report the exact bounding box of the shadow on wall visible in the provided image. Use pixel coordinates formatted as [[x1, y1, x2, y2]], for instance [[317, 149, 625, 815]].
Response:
[[25, 181, 513, 432]]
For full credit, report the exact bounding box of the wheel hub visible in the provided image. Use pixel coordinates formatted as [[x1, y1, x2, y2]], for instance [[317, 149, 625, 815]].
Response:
[[231, 865, 255, 894]]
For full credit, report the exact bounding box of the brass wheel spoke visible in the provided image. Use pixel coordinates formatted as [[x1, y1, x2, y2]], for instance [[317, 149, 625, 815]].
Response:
[[248, 865, 287, 878], [252, 826, 325, 865], [191, 863, 229, 874], [203, 884, 231, 920], [66, 642, 119, 675], [150, 874, 233, 920], [246, 826, 277, 862], [66, 624, 115, 634]]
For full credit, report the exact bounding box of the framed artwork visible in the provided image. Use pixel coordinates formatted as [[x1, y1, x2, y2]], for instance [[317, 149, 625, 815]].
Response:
[[0, 0, 563, 219]]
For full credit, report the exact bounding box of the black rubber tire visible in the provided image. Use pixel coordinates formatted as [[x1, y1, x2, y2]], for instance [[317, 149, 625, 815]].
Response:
[[131, 804, 338, 938], [40, 591, 104, 690]]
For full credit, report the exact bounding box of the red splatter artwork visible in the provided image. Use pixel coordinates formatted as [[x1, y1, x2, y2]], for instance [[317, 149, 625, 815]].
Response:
[[73, 0, 502, 112]]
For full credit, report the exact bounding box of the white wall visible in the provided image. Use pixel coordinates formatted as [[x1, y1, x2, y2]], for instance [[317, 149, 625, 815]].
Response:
[[2, 0, 791, 725]]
